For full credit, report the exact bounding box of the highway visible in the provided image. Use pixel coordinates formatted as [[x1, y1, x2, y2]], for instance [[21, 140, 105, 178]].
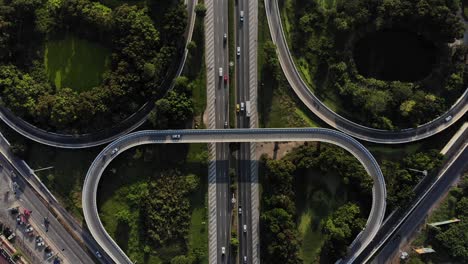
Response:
[[354, 125, 468, 264], [0, 133, 112, 263], [370, 146, 467, 263], [212, 0, 231, 262], [235, 0, 256, 262], [0, 0, 198, 149], [0, 155, 95, 264], [265, 0, 468, 144], [82, 128, 386, 264]]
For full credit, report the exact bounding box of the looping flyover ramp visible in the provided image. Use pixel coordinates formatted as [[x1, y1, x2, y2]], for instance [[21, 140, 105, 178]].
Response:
[[82, 128, 386, 264]]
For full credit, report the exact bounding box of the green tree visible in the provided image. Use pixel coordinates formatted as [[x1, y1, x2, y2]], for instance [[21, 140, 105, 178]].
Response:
[[195, 3, 207, 17]]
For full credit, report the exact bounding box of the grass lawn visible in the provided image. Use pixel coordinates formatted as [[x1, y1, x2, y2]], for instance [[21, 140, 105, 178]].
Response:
[[98, 144, 208, 264], [44, 33, 111, 92], [294, 168, 347, 263]]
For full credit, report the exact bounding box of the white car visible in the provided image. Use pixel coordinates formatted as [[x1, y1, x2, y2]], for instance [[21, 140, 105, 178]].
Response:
[[237, 46, 240, 56], [171, 134, 181, 140], [240, 102, 245, 112], [219, 67, 223, 77], [240, 11, 244, 22], [238, 207, 242, 214], [25, 225, 34, 233], [111, 148, 119, 156], [46, 251, 54, 258], [221, 246, 226, 255], [95, 251, 102, 258], [243, 256, 247, 263], [243, 224, 247, 233], [445, 115, 452, 122]]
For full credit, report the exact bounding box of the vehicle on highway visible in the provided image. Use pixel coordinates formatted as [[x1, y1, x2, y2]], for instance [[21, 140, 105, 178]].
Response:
[[238, 206, 242, 214], [445, 115, 452, 122], [240, 11, 244, 22], [224, 121, 228, 128], [25, 224, 34, 233], [171, 134, 181, 140], [111, 148, 119, 156], [223, 33, 227, 42], [243, 256, 247, 263], [237, 46, 240, 56], [240, 102, 245, 112], [16, 215, 22, 225], [221, 246, 226, 255], [243, 224, 247, 233], [95, 251, 102, 258], [7, 232, 15, 241], [224, 74, 228, 83], [236, 104, 240, 113], [45, 246, 52, 253], [36, 236, 45, 247], [219, 67, 223, 77]]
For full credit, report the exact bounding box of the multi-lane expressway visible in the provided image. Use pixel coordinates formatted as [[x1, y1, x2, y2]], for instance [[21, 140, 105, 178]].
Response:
[[235, 0, 257, 262], [211, 0, 231, 262], [82, 128, 386, 264], [265, 0, 468, 144]]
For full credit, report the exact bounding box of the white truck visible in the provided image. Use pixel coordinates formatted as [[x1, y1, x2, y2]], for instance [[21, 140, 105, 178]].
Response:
[[245, 101, 251, 117]]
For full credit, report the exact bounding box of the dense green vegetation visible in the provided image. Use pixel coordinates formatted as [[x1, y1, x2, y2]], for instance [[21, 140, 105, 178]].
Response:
[[410, 173, 468, 263], [283, 0, 467, 129], [260, 140, 446, 263], [0, 0, 187, 133], [260, 143, 371, 263], [96, 143, 208, 264], [257, 0, 322, 128]]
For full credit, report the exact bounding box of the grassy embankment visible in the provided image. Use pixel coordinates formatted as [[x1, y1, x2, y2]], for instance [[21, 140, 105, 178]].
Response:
[[258, 0, 322, 128]]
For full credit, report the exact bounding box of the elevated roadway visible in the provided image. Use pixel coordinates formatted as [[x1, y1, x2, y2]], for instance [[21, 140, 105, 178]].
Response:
[[0, 0, 198, 149], [265, 0, 468, 144], [82, 128, 386, 264]]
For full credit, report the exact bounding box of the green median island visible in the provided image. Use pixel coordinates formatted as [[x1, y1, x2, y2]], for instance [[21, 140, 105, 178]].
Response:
[[98, 144, 208, 264], [45, 33, 111, 92]]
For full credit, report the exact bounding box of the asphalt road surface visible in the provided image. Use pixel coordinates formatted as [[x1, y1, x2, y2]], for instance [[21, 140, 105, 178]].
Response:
[[0, 155, 95, 264], [366, 143, 468, 263], [235, 0, 254, 262], [213, 0, 232, 262]]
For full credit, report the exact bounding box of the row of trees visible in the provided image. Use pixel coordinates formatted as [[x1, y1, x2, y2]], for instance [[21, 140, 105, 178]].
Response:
[[260, 157, 303, 264], [0, 0, 187, 133], [382, 149, 444, 210], [290, 0, 467, 129], [410, 174, 468, 263]]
